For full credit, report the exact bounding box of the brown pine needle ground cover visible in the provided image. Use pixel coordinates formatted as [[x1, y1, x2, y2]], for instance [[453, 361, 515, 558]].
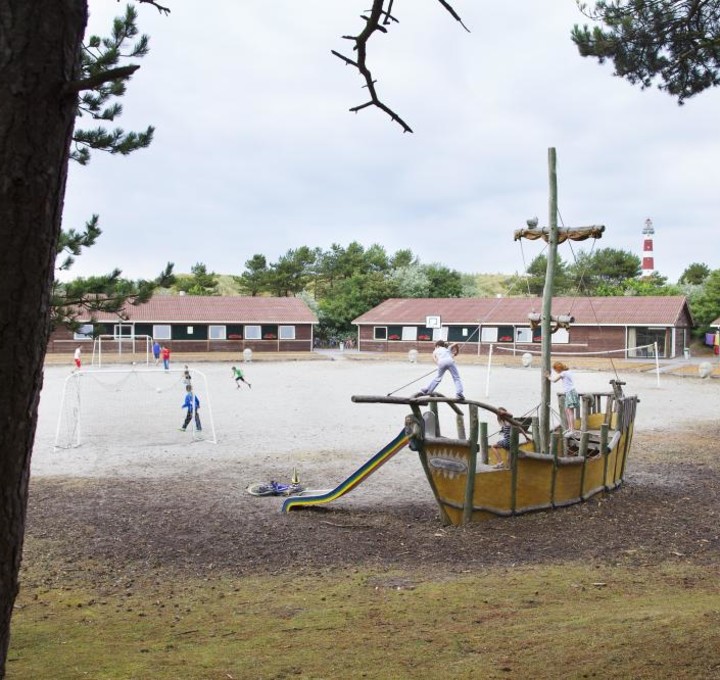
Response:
[[8, 357, 720, 678]]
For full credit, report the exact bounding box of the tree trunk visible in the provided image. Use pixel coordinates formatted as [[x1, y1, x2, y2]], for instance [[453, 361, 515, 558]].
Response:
[[0, 1, 87, 674]]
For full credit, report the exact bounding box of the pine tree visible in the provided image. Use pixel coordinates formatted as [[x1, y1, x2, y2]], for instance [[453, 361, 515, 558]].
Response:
[[573, 1, 720, 103], [0, 1, 171, 670]]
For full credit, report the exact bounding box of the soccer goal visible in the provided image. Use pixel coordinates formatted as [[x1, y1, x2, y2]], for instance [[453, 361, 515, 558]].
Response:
[[54, 367, 217, 449], [91, 334, 153, 368]]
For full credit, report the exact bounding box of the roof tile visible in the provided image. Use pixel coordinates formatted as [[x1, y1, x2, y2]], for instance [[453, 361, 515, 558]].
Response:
[[84, 296, 318, 324], [353, 296, 690, 326]]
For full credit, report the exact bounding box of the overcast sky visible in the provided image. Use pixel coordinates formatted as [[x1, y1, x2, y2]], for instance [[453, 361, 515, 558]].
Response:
[[60, 1, 720, 285]]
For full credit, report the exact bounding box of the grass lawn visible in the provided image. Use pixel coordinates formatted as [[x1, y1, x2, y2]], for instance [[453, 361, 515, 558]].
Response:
[[9, 559, 720, 679]]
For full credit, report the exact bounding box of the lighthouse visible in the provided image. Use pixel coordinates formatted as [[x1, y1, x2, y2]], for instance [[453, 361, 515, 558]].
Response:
[[641, 218, 655, 277]]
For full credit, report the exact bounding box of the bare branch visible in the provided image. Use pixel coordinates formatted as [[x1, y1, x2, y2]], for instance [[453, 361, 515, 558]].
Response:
[[63, 65, 140, 95], [334, 0, 468, 132], [436, 0, 471, 32], [331, 49, 357, 68], [137, 0, 171, 15]]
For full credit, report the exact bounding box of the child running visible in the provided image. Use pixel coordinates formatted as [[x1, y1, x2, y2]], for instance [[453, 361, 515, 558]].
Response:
[[546, 361, 579, 435], [420, 340, 464, 400], [231, 365, 252, 389]]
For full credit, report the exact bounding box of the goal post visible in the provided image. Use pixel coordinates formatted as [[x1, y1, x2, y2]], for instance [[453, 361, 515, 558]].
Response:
[[54, 367, 217, 449], [91, 334, 153, 368]]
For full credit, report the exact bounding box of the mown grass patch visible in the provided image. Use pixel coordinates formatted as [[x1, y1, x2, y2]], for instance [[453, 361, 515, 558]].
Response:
[[9, 560, 720, 679]]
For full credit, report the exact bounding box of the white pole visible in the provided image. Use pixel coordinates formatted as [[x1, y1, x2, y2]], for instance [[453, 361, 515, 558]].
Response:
[[196, 369, 217, 444], [654, 341, 661, 387], [485, 344, 493, 397]]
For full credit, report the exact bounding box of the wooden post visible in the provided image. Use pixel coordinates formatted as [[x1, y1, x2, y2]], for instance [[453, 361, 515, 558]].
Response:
[[558, 394, 567, 430], [410, 405, 452, 525], [430, 402, 440, 437], [613, 400, 626, 480], [456, 412, 466, 440], [550, 430, 559, 507], [580, 395, 591, 433], [600, 423, 610, 489], [604, 394, 615, 427], [509, 426, 520, 514], [579, 431, 589, 459], [579, 432, 589, 496], [480, 420, 489, 464], [462, 405, 479, 524]]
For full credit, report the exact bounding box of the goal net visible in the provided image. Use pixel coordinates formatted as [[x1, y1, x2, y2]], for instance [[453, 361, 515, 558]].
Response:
[[91, 334, 152, 368], [54, 367, 217, 449]]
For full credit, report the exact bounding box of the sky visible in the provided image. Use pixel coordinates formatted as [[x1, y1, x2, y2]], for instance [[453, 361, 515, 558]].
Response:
[[60, 1, 720, 285]]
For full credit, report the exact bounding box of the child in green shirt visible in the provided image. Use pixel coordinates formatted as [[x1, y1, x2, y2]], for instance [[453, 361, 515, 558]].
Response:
[[231, 365, 252, 389]]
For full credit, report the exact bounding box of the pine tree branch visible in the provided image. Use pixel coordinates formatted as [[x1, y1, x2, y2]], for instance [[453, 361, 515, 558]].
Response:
[[64, 65, 141, 95]]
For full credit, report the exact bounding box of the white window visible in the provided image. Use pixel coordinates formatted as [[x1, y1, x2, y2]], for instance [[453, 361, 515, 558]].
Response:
[[481, 327, 498, 342], [187, 326, 194, 335], [73, 324, 93, 340], [153, 325, 171, 340], [244, 325, 261, 340], [401, 326, 417, 341], [279, 325, 295, 340], [552, 328, 570, 344], [516, 327, 533, 343], [209, 325, 226, 340], [433, 327, 448, 342]]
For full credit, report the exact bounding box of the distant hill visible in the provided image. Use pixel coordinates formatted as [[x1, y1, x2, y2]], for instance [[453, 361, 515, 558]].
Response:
[[471, 273, 517, 297], [215, 275, 242, 296]]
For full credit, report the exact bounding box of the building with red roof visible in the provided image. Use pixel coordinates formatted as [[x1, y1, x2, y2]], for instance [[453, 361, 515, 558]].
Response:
[[352, 296, 693, 359], [48, 295, 318, 354]]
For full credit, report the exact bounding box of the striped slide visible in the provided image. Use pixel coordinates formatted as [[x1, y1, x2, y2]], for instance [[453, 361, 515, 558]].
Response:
[[281, 429, 412, 513]]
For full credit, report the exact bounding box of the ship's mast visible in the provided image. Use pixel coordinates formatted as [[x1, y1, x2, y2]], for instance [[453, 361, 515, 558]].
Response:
[[539, 148, 558, 453], [513, 149, 605, 454]]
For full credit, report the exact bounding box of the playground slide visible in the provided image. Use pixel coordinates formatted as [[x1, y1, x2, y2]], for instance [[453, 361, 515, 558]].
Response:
[[281, 429, 412, 513]]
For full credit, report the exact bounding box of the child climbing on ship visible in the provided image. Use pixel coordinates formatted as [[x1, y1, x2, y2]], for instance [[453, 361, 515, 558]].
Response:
[[490, 407, 531, 467], [420, 340, 464, 400], [546, 361, 579, 436]]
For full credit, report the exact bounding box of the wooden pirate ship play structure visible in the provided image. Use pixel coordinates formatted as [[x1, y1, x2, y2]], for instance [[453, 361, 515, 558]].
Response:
[[283, 149, 639, 524]]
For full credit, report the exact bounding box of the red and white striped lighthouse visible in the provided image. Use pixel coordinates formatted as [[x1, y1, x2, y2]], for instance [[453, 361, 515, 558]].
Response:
[[641, 218, 655, 277]]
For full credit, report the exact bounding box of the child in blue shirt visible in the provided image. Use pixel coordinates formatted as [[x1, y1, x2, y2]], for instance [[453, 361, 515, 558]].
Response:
[[180, 385, 202, 431]]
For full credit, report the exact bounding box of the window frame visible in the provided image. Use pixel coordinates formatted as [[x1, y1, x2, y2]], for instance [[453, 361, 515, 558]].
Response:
[[401, 326, 418, 341], [153, 324, 171, 340], [279, 325, 295, 340], [515, 327, 533, 344], [244, 325, 261, 340], [209, 325, 227, 340]]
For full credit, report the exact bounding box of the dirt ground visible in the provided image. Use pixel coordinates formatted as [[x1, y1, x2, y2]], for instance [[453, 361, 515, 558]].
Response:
[[25, 355, 720, 580]]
